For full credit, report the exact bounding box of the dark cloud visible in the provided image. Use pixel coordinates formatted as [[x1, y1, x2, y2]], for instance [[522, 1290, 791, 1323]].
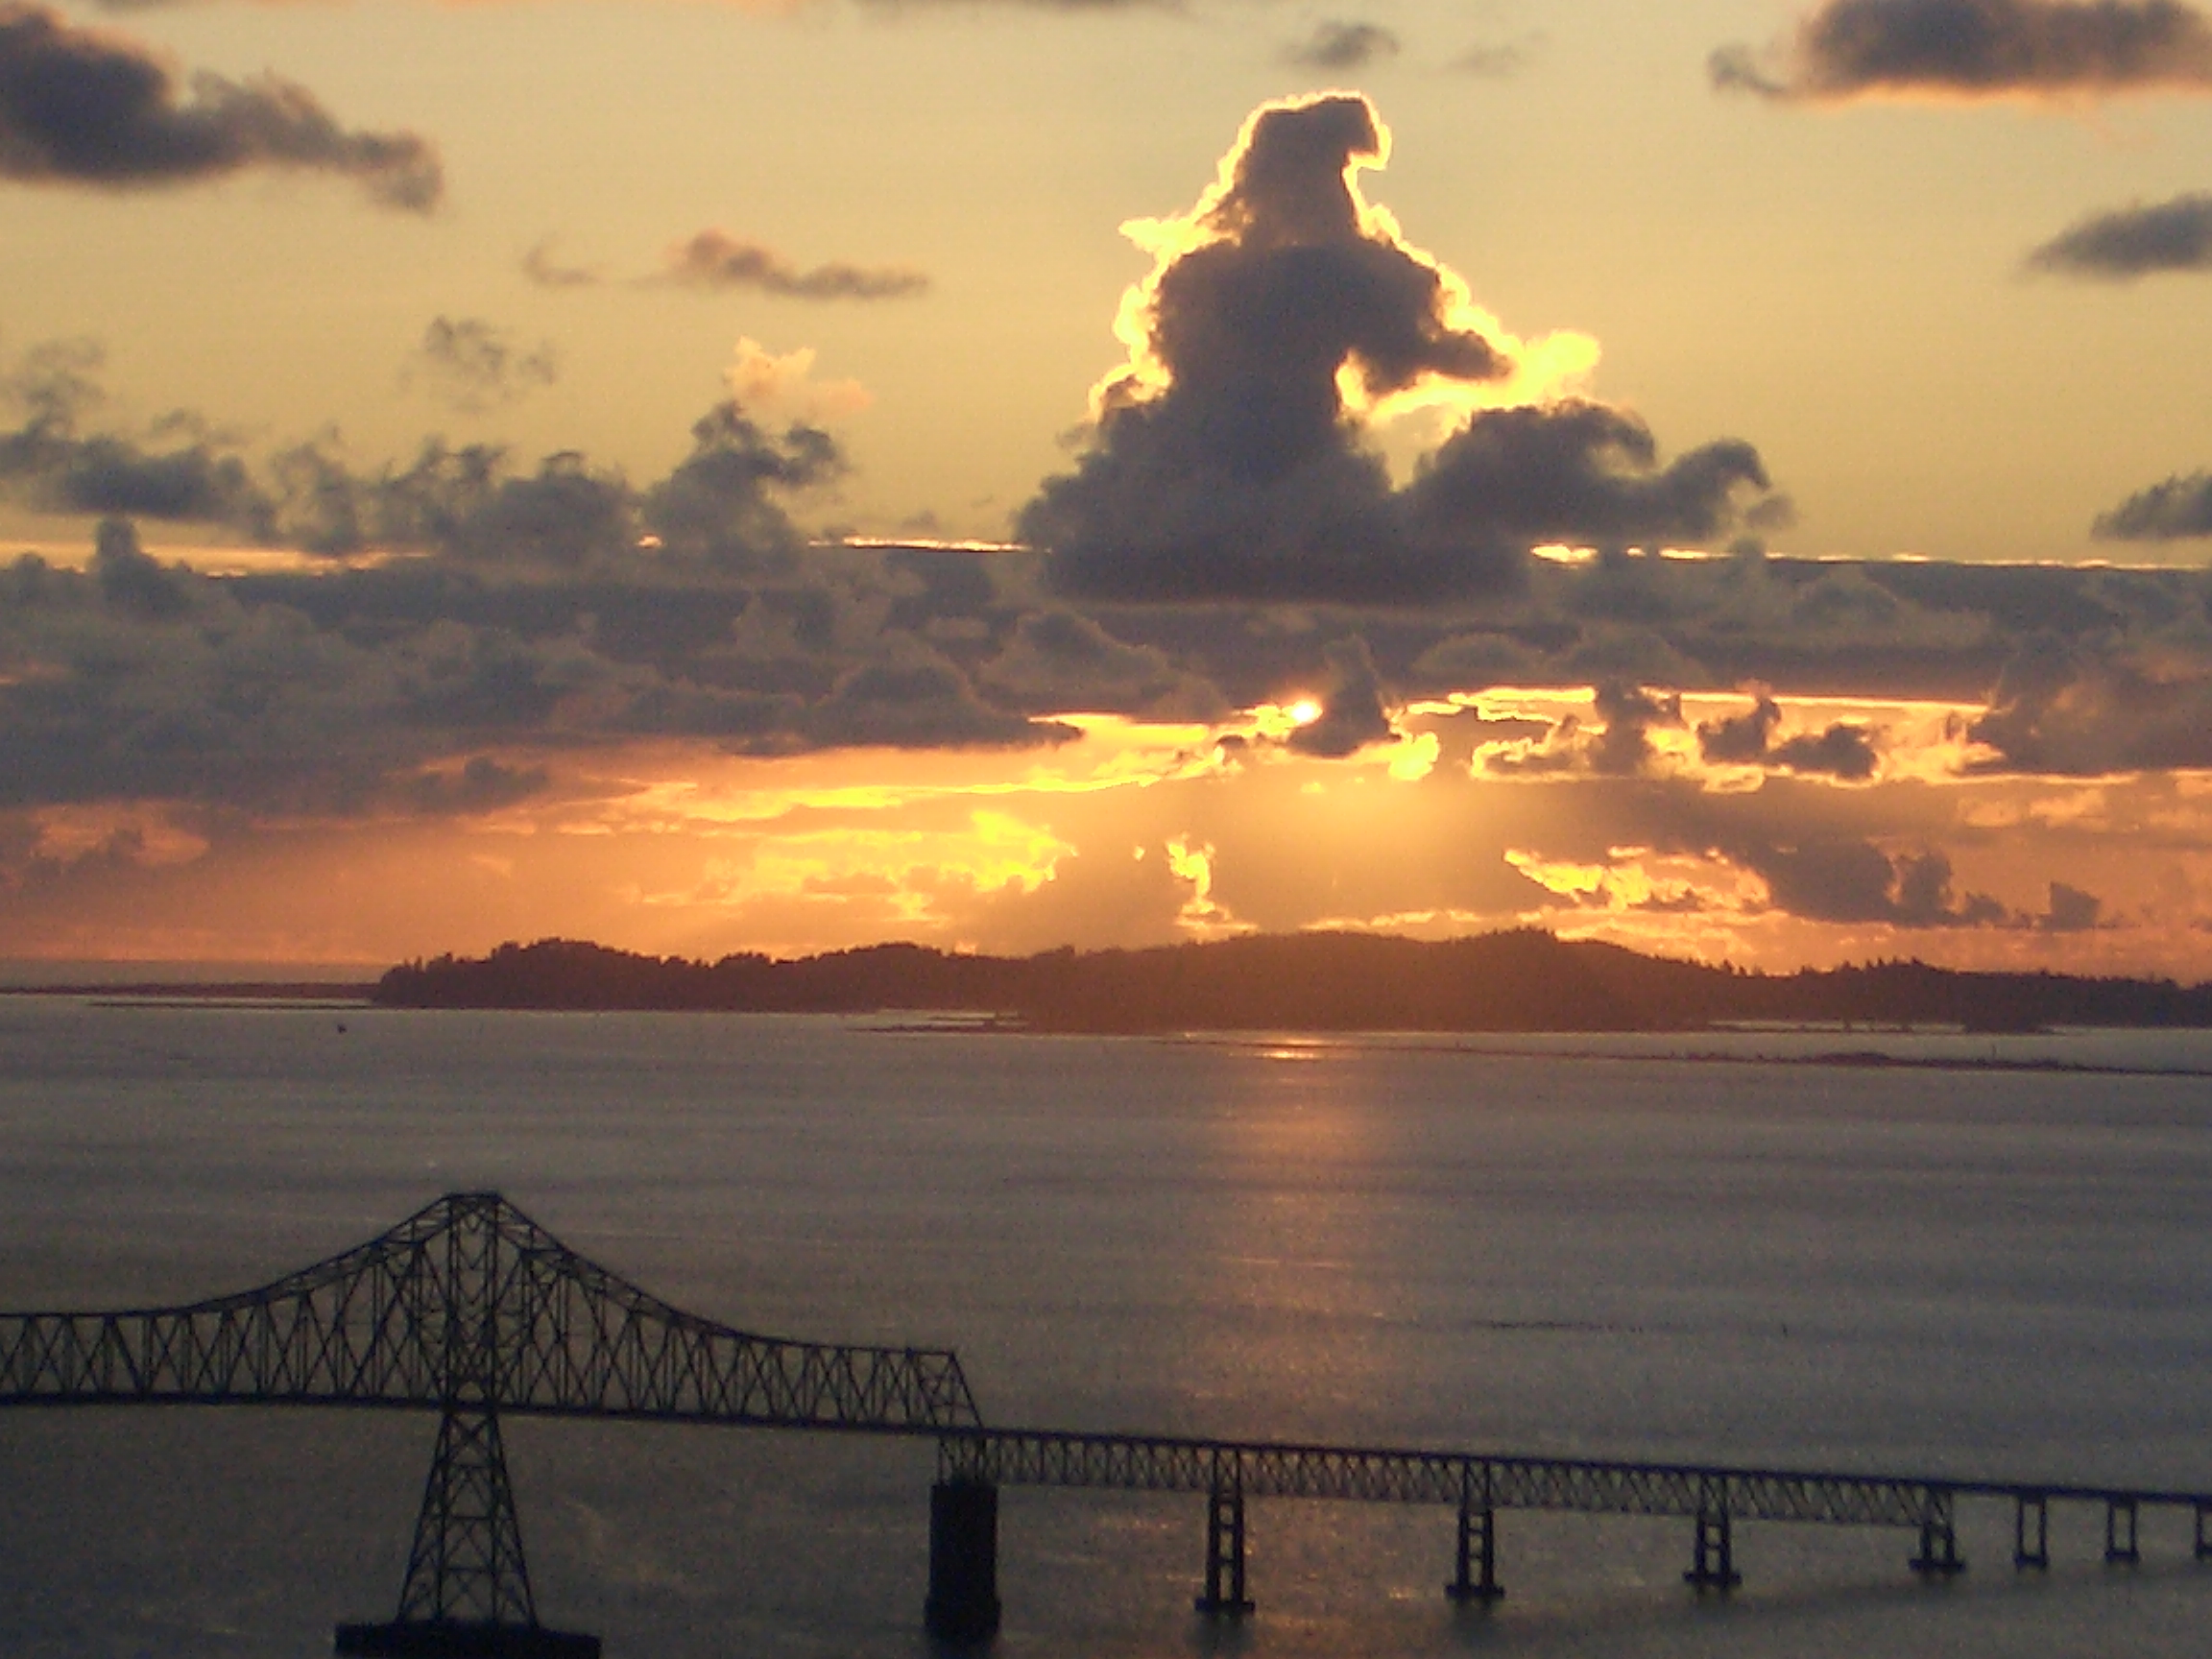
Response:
[[0, 2, 442, 209], [1772, 722, 1881, 779], [1026, 95, 1782, 606], [978, 607, 1221, 718], [1743, 838, 2007, 926], [1402, 401, 1779, 556], [395, 755, 549, 817], [2044, 879, 2104, 930], [1696, 692, 1782, 763], [0, 340, 267, 527], [1286, 635, 1394, 757], [1697, 690, 1881, 779], [1283, 21, 1400, 70], [1711, 0, 2212, 101], [88, 515, 189, 620], [2093, 469, 2212, 539], [1968, 628, 2212, 773], [1589, 680, 1681, 776], [408, 318, 558, 413], [661, 230, 929, 301], [2026, 192, 2212, 277]]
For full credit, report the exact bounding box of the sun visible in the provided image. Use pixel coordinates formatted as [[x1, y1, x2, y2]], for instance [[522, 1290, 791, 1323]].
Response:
[[1288, 699, 1323, 726]]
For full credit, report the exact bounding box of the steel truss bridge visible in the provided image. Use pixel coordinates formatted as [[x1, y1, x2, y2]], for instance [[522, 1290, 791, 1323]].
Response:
[[4, 1193, 2208, 1654]]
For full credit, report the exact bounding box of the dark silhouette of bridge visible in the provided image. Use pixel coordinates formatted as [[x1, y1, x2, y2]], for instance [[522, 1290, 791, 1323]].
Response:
[[4, 1192, 2209, 1653]]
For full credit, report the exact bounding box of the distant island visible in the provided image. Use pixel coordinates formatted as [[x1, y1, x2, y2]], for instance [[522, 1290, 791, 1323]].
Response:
[[371, 931, 2212, 1035]]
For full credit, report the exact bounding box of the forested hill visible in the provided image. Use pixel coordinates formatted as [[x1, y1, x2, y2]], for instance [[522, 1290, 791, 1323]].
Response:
[[372, 932, 2212, 1034]]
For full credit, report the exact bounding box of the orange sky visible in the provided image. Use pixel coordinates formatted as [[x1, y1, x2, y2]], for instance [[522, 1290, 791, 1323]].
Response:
[[5, 30, 2212, 976]]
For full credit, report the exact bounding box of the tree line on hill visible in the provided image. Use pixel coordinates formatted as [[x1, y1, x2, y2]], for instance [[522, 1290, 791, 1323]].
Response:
[[371, 931, 2212, 1033]]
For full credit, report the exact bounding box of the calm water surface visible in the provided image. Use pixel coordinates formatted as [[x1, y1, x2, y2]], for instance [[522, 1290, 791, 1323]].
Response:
[[2, 999, 2210, 1657]]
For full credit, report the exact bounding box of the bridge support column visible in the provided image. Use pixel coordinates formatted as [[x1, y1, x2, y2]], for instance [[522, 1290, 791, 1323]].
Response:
[[1684, 1507, 1741, 1593], [336, 1405, 600, 1658], [1195, 1484, 1255, 1618], [2013, 1495, 2049, 1570], [2105, 1498, 2140, 1566], [1445, 1468, 1503, 1605], [925, 1479, 1002, 1645], [2196, 1502, 2212, 1562], [1910, 1501, 1964, 1578]]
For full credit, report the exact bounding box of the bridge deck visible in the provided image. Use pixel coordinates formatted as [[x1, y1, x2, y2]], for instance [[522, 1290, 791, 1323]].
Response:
[[943, 1425, 2212, 1529]]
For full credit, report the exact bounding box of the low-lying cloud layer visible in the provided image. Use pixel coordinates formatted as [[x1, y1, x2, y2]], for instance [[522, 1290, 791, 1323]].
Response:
[[1712, 0, 2212, 102], [1021, 94, 1784, 605], [0, 2, 442, 209]]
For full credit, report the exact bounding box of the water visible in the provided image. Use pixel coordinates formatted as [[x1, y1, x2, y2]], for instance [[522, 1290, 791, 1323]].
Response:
[[2, 998, 2210, 1657]]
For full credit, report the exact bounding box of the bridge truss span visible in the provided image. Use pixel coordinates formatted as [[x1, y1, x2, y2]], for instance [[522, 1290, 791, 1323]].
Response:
[[939, 1428, 1947, 1527], [0, 1191, 979, 1432]]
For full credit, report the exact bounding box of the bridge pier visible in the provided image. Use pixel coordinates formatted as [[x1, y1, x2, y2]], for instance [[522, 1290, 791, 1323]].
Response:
[[2105, 1498, 2141, 1566], [2197, 1501, 2212, 1562], [1194, 1483, 1255, 1618], [1445, 1471, 1503, 1604], [925, 1479, 1002, 1644], [2013, 1495, 2050, 1570], [1910, 1500, 1964, 1578], [335, 1405, 601, 1659], [1684, 1506, 1741, 1592]]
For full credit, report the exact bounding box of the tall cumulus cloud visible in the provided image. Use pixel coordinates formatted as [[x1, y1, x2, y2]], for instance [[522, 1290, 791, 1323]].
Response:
[[1022, 95, 1782, 606]]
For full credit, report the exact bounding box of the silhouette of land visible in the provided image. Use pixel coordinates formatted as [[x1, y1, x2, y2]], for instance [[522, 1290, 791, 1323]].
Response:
[[371, 932, 2212, 1035]]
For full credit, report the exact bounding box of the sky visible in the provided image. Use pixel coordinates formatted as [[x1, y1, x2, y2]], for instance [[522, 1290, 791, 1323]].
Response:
[[3, 0, 2212, 977]]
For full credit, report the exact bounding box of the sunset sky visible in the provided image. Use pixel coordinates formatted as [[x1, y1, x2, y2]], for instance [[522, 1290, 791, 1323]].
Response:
[[4, 0, 2212, 975]]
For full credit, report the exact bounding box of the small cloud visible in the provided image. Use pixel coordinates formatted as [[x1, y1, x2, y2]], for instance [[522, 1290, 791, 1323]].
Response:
[[1696, 689, 1881, 779], [2025, 192, 2212, 278], [522, 235, 603, 290], [1451, 34, 1541, 77], [662, 229, 930, 301], [408, 317, 558, 414], [2043, 879, 2104, 931], [725, 337, 873, 423], [1283, 20, 1401, 71], [0, 2, 442, 210], [1711, 0, 2212, 105], [2092, 469, 2212, 539]]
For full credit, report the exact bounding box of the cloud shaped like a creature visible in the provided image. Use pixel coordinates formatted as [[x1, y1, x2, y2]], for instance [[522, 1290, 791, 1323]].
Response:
[[1022, 94, 1783, 605]]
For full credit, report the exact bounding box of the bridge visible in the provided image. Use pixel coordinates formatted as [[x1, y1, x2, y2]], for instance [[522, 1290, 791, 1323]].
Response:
[[4, 1192, 2207, 1653]]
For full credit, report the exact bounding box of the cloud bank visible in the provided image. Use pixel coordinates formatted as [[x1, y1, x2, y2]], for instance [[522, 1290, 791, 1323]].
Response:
[[0, 2, 442, 209], [1711, 0, 2212, 102], [1022, 94, 1781, 605]]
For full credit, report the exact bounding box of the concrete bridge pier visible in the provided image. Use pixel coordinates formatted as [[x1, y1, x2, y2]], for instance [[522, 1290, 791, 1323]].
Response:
[[2105, 1498, 2141, 1565], [925, 1480, 1002, 1644], [2014, 1495, 2050, 1570], [2196, 1502, 2212, 1561], [1194, 1484, 1255, 1618]]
